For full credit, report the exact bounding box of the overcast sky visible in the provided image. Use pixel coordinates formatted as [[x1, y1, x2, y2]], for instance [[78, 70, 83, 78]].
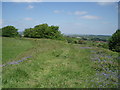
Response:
[[2, 1, 118, 35]]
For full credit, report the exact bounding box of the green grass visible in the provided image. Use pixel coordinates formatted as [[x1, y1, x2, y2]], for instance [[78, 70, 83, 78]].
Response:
[[0, 37, 2, 61], [2, 37, 34, 63], [2, 37, 119, 88], [0, 30, 1, 89]]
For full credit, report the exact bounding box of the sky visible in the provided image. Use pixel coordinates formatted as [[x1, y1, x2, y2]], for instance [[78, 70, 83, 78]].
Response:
[[1, 1, 118, 35], [2, 0, 120, 2]]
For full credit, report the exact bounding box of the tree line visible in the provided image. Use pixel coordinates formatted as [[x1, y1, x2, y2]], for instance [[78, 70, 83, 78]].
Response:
[[2, 24, 64, 40], [1, 24, 120, 52]]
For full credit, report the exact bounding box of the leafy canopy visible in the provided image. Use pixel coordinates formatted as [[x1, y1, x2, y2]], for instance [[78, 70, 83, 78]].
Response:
[[24, 23, 64, 40], [108, 29, 120, 52], [2, 26, 19, 37]]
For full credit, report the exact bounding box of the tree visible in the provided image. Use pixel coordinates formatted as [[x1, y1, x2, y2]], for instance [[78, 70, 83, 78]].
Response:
[[45, 26, 60, 38], [24, 28, 35, 38], [23, 23, 64, 40], [34, 24, 48, 38], [108, 29, 120, 52], [2, 26, 19, 37], [0, 28, 2, 36]]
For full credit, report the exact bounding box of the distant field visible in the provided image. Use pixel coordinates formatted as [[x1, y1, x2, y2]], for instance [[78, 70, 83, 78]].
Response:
[[2, 37, 119, 88], [67, 34, 111, 41]]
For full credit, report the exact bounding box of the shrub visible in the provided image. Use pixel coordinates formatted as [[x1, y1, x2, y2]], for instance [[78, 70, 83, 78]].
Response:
[[23, 23, 64, 40], [78, 40, 86, 44], [108, 29, 120, 52], [66, 38, 77, 44], [73, 40, 78, 44], [96, 42, 108, 49], [2, 26, 19, 37]]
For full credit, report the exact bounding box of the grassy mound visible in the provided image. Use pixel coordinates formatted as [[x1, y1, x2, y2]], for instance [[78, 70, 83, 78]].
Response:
[[2, 37, 119, 88]]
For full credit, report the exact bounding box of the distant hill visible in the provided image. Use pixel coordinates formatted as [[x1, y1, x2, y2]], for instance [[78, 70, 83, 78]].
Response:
[[65, 34, 111, 41]]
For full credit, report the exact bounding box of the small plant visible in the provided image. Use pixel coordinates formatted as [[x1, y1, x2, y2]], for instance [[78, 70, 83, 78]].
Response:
[[52, 50, 63, 57], [78, 40, 85, 44]]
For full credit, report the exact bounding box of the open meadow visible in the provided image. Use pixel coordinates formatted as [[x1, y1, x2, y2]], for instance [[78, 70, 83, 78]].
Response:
[[1, 1, 119, 88], [2, 37, 119, 88]]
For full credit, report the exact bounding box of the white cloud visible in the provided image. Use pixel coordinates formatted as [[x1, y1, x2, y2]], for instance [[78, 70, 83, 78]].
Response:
[[97, 2, 115, 6], [67, 11, 88, 15], [81, 15, 101, 20], [74, 11, 88, 15], [3, 0, 42, 2], [27, 5, 34, 9], [96, 0, 119, 5], [53, 10, 62, 14], [24, 17, 33, 21]]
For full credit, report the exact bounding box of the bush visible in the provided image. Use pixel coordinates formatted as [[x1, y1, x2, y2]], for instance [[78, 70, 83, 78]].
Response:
[[73, 40, 78, 44], [2, 26, 19, 37], [108, 29, 120, 52], [65, 37, 76, 44], [96, 42, 108, 49], [24, 23, 64, 40], [78, 40, 85, 44]]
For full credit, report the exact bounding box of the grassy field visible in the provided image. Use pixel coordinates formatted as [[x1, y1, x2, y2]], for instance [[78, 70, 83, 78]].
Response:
[[2, 37, 119, 88], [2, 37, 34, 64], [0, 37, 2, 88]]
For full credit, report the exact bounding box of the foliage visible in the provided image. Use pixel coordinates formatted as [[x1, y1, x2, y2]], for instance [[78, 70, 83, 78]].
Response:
[[2, 26, 19, 37], [89, 48, 119, 88], [81, 37, 87, 40], [108, 29, 120, 52], [0, 28, 2, 36], [24, 24, 64, 40], [67, 34, 110, 41], [65, 36, 85, 44], [91, 38, 107, 42], [78, 40, 86, 44], [65, 37, 75, 44]]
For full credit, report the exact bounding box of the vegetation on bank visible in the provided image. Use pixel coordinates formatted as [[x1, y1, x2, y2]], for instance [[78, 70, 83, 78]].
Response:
[[2, 37, 119, 88], [1, 24, 120, 88], [1, 24, 120, 53], [65, 36, 109, 49], [24, 24, 64, 40], [108, 29, 120, 52], [2, 26, 19, 37]]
